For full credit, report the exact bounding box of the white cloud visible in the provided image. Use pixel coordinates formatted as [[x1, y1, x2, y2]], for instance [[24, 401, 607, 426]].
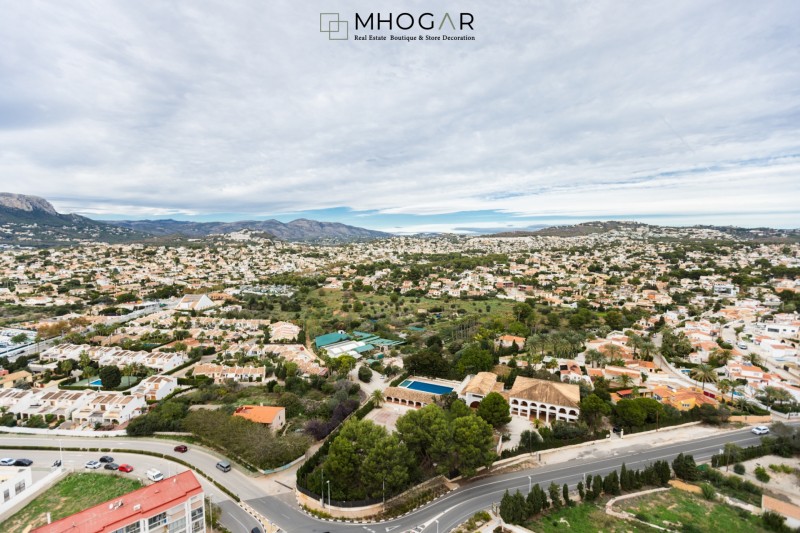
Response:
[[0, 0, 798, 225]]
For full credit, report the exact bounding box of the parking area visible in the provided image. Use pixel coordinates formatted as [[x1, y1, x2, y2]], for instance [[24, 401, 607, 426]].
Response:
[[364, 403, 417, 432]]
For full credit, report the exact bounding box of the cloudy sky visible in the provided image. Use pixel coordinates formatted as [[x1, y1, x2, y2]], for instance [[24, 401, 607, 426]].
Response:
[[1, 1, 798, 233]]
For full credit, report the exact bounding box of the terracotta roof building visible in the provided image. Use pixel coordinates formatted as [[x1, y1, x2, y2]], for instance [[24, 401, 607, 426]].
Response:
[[32, 470, 205, 533], [504, 376, 580, 423], [233, 405, 286, 429]]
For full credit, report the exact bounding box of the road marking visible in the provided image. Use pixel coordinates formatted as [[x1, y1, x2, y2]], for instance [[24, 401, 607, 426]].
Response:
[[385, 526, 399, 532]]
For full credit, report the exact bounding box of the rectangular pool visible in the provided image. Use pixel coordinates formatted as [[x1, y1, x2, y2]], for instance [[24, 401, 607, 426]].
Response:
[[401, 380, 454, 395], [89, 379, 102, 387]]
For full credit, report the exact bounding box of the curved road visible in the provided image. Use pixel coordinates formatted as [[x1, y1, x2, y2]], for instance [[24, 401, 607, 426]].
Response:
[[3, 425, 794, 533]]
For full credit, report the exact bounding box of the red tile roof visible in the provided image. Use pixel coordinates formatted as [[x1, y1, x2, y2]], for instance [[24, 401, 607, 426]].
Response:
[[32, 471, 203, 533]]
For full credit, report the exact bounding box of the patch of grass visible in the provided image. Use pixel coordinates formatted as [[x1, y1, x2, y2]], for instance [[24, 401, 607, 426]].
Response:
[[2, 473, 142, 532], [525, 502, 657, 532], [622, 489, 769, 532]]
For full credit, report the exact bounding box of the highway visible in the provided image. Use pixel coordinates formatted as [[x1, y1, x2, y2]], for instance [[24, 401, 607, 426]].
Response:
[[2, 425, 792, 533]]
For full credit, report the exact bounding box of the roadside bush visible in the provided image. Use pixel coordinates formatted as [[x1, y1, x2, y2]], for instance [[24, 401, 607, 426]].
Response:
[[754, 466, 771, 483], [358, 365, 373, 383], [700, 483, 716, 500], [733, 463, 745, 475]]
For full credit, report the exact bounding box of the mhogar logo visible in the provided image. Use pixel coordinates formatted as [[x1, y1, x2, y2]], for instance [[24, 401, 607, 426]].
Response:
[[320, 13, 348, 40]]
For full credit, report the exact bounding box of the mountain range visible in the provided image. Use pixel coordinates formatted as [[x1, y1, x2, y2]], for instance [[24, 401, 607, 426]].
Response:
[[0, 193, 389, 245]]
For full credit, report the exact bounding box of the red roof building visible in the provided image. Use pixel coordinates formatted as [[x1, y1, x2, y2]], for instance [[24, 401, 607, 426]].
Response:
[[32, 470, 205, 533]]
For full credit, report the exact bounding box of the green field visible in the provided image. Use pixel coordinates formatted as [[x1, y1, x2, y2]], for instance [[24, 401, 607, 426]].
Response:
[[2, 473, 142, 533], [524, 489, 770, 533], [621, 489, 769, 532]]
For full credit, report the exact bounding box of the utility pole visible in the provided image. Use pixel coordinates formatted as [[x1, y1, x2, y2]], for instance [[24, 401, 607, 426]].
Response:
[[326, 480, 331, 509]]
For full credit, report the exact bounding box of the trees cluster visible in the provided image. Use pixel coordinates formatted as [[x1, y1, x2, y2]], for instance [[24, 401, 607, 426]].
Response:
[[312, 400, 496, 502], [499, 460, 672, 525], [183, 409, 310, 469]]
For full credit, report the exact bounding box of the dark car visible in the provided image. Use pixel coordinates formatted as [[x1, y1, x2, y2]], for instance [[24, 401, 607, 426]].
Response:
[[99, 455, 114, 463], [251, 528, 262, 533], [13, 458, 33, 467], [174, 445, 188, 453], [612, 426, 622, 434], [52, 459, 62, 467], [104, 463, 119, 471]]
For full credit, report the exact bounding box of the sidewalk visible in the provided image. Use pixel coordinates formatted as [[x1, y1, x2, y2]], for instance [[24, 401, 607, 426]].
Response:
[[539, 423, 737, 465]]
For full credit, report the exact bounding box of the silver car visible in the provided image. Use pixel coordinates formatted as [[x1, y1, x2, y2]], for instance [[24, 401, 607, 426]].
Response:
[[84, 460, 102, 469]]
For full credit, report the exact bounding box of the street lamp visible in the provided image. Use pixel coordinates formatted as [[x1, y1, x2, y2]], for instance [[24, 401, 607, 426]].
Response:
[[58, 439, 63, 466], [326, 480, 331, 508], [320, 467, 324, 507], [435, 519, 439, 533], [528, 475, 532, 492]]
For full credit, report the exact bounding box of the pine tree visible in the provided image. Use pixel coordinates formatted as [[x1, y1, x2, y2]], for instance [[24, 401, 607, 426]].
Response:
[[562, 483, 571, 506], [548, 482, 562, 509], [592, 474, 603, 499], [577, 480, 585, 500], [527, 483, 542, 515], [620, 463, 629, 491]]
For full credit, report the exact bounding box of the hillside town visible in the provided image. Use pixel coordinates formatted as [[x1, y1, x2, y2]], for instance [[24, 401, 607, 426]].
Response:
[[2, 225, 800, 532]]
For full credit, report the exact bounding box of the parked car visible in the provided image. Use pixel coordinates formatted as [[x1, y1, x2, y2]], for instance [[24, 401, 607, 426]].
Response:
[[13, 459, 33, 467], [118, 464, 134, 473], [215, 461, 231, 473], [612, 426, 622, 434], [85, 460, 102, 469], [146, 468, 164, 482], [752, 426, 770, 435], [104, 463, 119, 471], [737, 342, 748, 350], [99, 455, 114, 463], [251, 528, 263, 533], [0, 458, 15, 466], [174, 445, 188, 453]]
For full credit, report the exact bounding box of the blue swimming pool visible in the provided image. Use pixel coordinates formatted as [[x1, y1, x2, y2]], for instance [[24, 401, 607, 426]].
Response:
[[89, 379, 102, 387], [400, 380, 454, 395]]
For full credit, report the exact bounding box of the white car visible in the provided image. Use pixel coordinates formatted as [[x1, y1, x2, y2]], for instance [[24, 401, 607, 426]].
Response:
[[751, 426, 770, 435], [84, 460, 102, 469], [0, 458, 15, 466], [146, 468, 164, 482]]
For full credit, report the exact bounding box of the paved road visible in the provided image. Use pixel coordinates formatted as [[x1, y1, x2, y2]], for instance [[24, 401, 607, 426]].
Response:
[[3, 425, 795, 532]]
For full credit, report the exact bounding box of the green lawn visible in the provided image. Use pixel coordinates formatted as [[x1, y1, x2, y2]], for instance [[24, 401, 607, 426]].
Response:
[[525, 501, 658, 532], [621, 489, 769, 533], [2, 473, 142, 533], [524, 489, 769, 533]]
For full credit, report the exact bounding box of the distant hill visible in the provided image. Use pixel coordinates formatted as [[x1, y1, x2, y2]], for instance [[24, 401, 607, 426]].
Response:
[[0, 193, 146, 246], [489, 221, 647, 238], [105, 217, 390, 241], [488, 220, 800, 242]]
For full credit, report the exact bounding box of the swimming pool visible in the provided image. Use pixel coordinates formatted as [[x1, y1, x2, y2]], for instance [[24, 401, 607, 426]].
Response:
[[89, 379, 102, 387], [399, 380, 454, 395]]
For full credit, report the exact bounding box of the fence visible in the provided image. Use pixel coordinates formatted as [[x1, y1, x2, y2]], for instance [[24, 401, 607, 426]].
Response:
[[0, 426, 126, 437]]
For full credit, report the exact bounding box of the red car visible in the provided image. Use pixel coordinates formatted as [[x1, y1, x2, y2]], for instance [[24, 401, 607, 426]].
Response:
[[118, 464, 134, 473], [174, 445, 188, 453]]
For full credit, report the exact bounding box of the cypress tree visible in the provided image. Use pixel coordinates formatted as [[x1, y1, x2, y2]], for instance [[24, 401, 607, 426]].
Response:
[[577, 480, 585, 500], [563, 483, 571, 506]]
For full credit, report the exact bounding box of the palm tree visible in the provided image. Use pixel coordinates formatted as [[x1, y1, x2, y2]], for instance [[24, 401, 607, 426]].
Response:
[[604, 344, 624, 361], [585, 349, 606, 369], [716, 379, 733, 404], [761, 386, 791, 407], [691, 364, 718, 391], [629, 334, 644, 360], [370, 389, 383, 407], [640, 339, 656, 361], [746, 352, 762, 367], [619, 374, 634, 389]]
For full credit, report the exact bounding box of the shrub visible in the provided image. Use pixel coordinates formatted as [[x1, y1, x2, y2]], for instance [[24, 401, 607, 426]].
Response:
[[733, 463, 745, 475], [700, 483, 716, 500], [754, 466, 771, 483], [762, 510, 788, 532]]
